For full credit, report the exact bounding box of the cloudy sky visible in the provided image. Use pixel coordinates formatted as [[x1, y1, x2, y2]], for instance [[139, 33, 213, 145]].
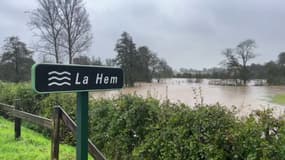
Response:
[[0, 0, 285, 69]]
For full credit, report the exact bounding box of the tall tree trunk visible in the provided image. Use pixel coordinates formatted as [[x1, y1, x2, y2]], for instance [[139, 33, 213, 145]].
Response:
[[68, 37, 72, 64], [69, 53, 72, 64], [68, 26, 72, 64], [53, 36, 59, 63], [15, 47, 19, 83]]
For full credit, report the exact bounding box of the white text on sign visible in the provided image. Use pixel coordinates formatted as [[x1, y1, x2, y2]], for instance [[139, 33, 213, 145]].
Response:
[[75, 73, 118, 85]]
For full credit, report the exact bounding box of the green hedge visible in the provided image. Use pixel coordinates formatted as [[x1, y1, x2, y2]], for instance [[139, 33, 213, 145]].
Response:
[[1, 82, 285, 159]]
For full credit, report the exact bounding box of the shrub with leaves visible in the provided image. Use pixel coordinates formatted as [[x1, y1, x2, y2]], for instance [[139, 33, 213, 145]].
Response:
[[1, 82, 285, 159]]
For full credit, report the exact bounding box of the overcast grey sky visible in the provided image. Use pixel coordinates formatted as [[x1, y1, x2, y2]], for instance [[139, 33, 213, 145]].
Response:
[[0, 0, 285, 69]]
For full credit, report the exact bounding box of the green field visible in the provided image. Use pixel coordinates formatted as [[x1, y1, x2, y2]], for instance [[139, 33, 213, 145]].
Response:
[[0, 116, 82, 160], [271, 94, 285, 105]]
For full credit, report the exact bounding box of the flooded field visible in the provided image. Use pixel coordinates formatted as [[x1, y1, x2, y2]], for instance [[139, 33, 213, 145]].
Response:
[[92, 78, 285, 116]]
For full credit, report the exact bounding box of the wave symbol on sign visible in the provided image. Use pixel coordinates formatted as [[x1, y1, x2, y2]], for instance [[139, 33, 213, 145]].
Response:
[[48, 71, 71, 86]]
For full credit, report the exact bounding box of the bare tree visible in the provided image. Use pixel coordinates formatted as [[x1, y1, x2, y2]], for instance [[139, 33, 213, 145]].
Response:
[[236, 39, 256, 70], [57, 0, 92, 64], [236, 39, 256, 85], [221, 39, 257, 85], [29, 0, 62, 63], [221, 48, 240, 80]]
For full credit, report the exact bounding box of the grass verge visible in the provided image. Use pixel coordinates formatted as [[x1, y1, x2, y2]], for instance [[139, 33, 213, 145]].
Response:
[[0, 116, 91, 160]]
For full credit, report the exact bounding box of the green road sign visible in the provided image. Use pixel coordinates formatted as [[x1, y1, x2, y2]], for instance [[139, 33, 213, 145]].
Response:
[[32, 64, 123, 160], [32, 63, 123, 93]]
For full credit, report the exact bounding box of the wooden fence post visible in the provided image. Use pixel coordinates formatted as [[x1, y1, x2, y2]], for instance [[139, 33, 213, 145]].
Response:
[[14, 99, 21, 140], [51, 106, 61, 160]]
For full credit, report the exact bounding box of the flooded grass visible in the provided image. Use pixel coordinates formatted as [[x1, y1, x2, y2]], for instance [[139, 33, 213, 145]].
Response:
[[272, 94, 285, 105]]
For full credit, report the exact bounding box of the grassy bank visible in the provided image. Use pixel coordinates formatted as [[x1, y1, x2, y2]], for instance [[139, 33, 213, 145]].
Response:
[[0, 116, 79, 160], [272, 94, 285, 105]]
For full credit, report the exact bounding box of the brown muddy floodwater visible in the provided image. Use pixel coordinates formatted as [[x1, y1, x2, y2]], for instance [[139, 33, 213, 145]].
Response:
[[92, 78, 285, 116]]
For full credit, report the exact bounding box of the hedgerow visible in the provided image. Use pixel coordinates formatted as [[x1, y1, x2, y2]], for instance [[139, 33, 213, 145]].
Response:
[[1, 82, 285, 159]]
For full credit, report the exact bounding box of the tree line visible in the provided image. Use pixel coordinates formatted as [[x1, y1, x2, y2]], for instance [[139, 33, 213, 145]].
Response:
[[177, 39, 285, 85], [177, 39, 257, 85], [69, 32, 174, 87], [115, 32, 173, 86], [0, 0, 173, 86], [1, 0, 285, 86], [249, 52, 285, 85]]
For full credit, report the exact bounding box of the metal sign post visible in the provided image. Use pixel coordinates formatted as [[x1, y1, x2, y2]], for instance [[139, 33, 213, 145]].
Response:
[[77, 92, 88, 160], [32, 64, 123, 160]]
